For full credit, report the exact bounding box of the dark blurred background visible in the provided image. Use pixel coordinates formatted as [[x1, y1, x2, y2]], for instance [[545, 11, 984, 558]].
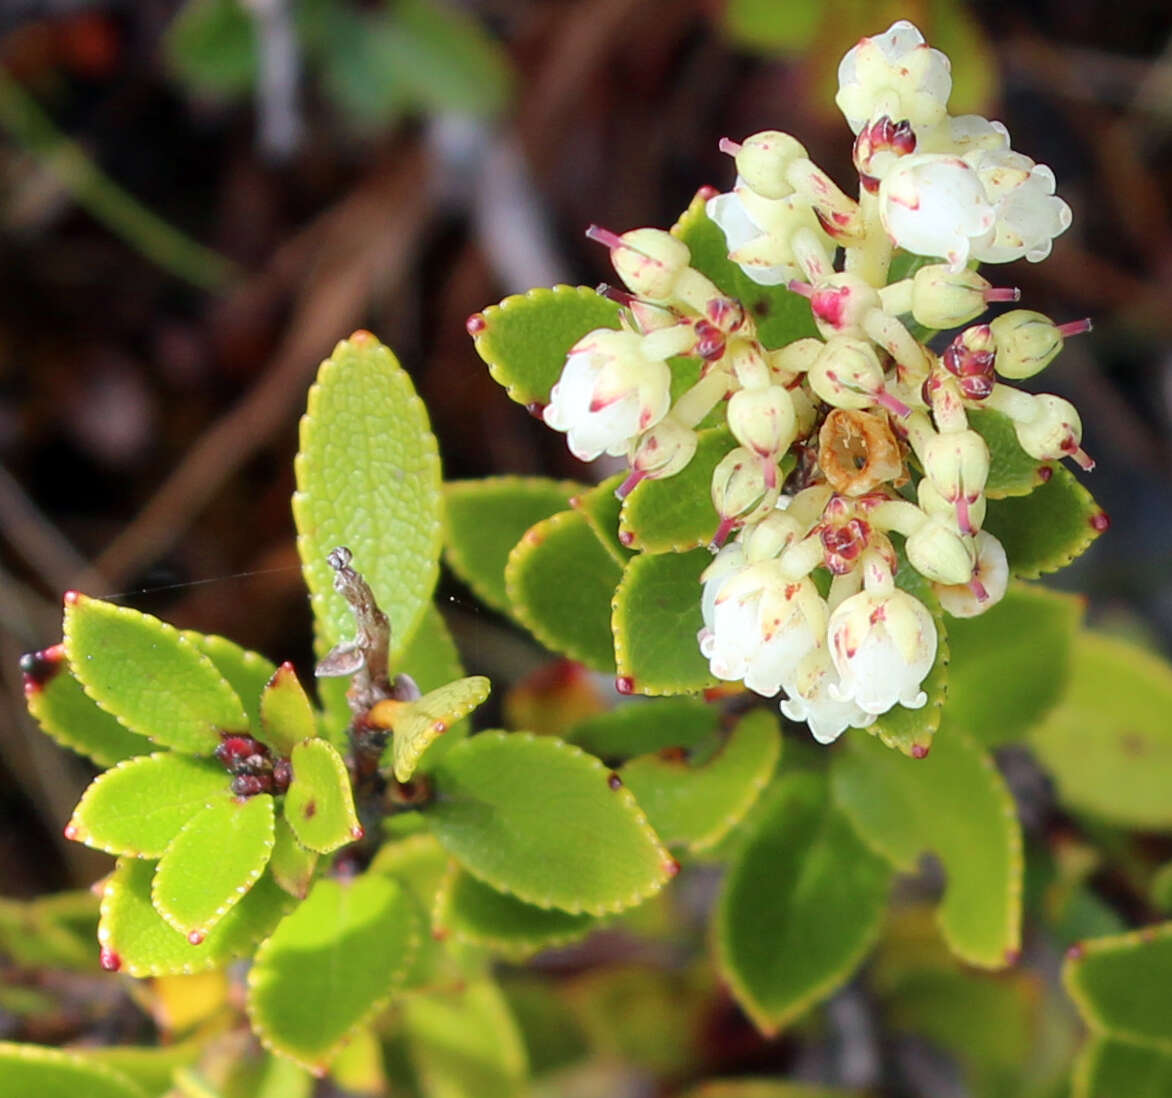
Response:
[[0, 0, 1169, 898]]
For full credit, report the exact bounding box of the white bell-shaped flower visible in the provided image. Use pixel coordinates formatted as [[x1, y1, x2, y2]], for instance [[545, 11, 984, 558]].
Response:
[[879, 153, 996, 271], [836, 20, 952, 135], [967, 148, 1072, 265], [826, 554, 938, 715], [918, 114, 1009, 157], [933, 529, 1009, 618], [780, 647, 875, 744], [544, 329, 672, 462]]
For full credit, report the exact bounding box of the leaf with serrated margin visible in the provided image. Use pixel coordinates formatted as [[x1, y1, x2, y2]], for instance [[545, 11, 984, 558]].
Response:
[[621, 709, 781, 852], [181, 631, 276, 735], [983, 465, 1106, 579], [1030, 632, 1172, 829], [1072, 1037, 1172, 1098], [152, 794, 275, 940], [0, 1043, 148, 1098], [469, 284, 622, 407], [293, 332, 442, 659], [505, 510, 622, 672], [613, 548, 718, 695], [435, 863, 599, 960], [947, 584, 1081, 745], [571, 473, 630, 564], [445, 477, 583, 615], [398, 605, 471, 774], [248, 874, 419, 1073], [284, 739, 362, 853], [715, 771, 892, 1035], [567, 697, 719, 759], [619, 428, 736, 552], [1064, 922, 1172, 1051], [99, 857, 292, 977], [64, 595, 248, 753], [67, 753, 230, 858], [259, 663, 316, 756], [268, 815, 317, 900], [671, 193, 819, 350], [968, 407, 1053, 498], [25, 660, 152, 767], [426, 732, 674, 915], [831, 726, 1022, 968], [379, 676, 491, 782]]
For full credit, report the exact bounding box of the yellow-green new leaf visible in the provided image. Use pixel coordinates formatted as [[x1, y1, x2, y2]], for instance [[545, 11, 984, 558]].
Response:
[[64, 595, 249, 753], [284, 739, 362, 854], [259, 663, 316, 756], [379, 675, 491, 782]]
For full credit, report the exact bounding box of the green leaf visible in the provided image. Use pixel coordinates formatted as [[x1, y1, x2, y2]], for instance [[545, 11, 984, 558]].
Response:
[[1065, 922, 1172, 1051], [259, 663, 316, 756], [1073, 1037, 1172, 1098], [77, 1042, 204, 1097], [968, 407, 1053, 499], [621, 708, 781, 852], [165, 0, 256, 100], [567, 696, 719, 759], [831, 726, 1022, 968], [470, 284, 621, 407], [612, 548, 718, 695], [267, 815, 318, 901], [64, 594, 249, 753], [721, 0, 821, 53], [946, 583, 1082, 745], [248, 874, 419, 1073], [982, 465, 1106, 579], [1030, 631, 1172, 829], [67, 753, 230, 858], [99, 857, 292, 977], [152, 794, 275, 940], [619, 428, 735, 552], [435, 864, 599, 960], [25, 659, 153, 768], [326, 1026, 385, 1096], [671, 193, 819, 351], [715, 771, 892, 1034], [572, 473, 631, 564], [380, 676, 491, 782], [504, 509, 622, 673], [399, 604, 465, 691], [284, 739, 362, 853], [293, 332, 443, 659], [444, 477, 581, 614], [0, 1043, 148, 1098], [403, 979, 528, 1098], [181, 631, 276, 736], [426, 732, 674, 914]]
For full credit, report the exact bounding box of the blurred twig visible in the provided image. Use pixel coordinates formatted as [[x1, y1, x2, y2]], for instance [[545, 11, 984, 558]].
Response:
[[244, 0, 304, 160]]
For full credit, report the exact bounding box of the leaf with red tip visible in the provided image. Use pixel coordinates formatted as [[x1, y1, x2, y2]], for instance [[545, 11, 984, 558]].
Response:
[[283, 739, 361, 854], [259, 664, 316, 756], [378, 675, 491, 782]]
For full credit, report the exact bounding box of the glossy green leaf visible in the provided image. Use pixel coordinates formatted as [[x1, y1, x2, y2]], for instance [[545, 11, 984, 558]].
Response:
[[831, 726, 1022, 968], [64, 594, 249, 753], [267, 815, 317, 901], [435, 864, 599, 959], [571, 473, 630, 564], [1064, 922, 1172, 1049], [248, 874, 419, 1072], [612, 548, 718, 695], [715, 772, 892, 1034], [152, 794, 275, 939], [26, 660, 153, 767], [403, 979, 528, 1098], [671, 193, 819, 350], [504, 509, 622, 672], [1073, 1037, 1172, 1098], [99, 857, 292, 977], [621, 708, 781, 851], [983, 465, 1106, 579], [946, 583, 1082, 745], [68, 753, 230, 858], [619, 428, 736, 552], [259, 664, 316, 756], [1031, 631, 1172, 829], [181, 631, 277, 736], [426, 732, 674, 914], [381, 676, 491, 782], [968, 407, 1053, 499], [444, 477, 581, 614], [284, 739, 362, 853], [567, 696, 719, 759], [293, 332, 442, 658], [0, 1043, 147, 1098], [470, 284, 621, 407]]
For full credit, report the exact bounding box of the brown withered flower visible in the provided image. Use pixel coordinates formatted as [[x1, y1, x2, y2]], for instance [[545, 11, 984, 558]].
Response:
[[817, 409, 905, 496]]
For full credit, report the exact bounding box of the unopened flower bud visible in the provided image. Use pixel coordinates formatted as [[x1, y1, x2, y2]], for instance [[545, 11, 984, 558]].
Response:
[[711, 447, 780, 546], [808, 336, 888, 411], [791, 273, 882, 340], [933, 529, 1009, 618], [618, 418, 698, 497], [720, 131, 808, 200], [917, 476, 986, 532], [818, 409, 905, 497], [912, 265, 1017, 330], [743, 509, 806, 561], [1012, 393, 1092, 469], [586, 226, 691, 301], [990, 309, 1091, 380], [921, 428, 990, 534], [728, 385, 798, 458], [768, 338, 822, 377], [905, 518, 976, 585]]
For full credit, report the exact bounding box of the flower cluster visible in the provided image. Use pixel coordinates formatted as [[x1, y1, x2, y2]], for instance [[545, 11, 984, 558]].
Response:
[[539, 21, 1091, 743]]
